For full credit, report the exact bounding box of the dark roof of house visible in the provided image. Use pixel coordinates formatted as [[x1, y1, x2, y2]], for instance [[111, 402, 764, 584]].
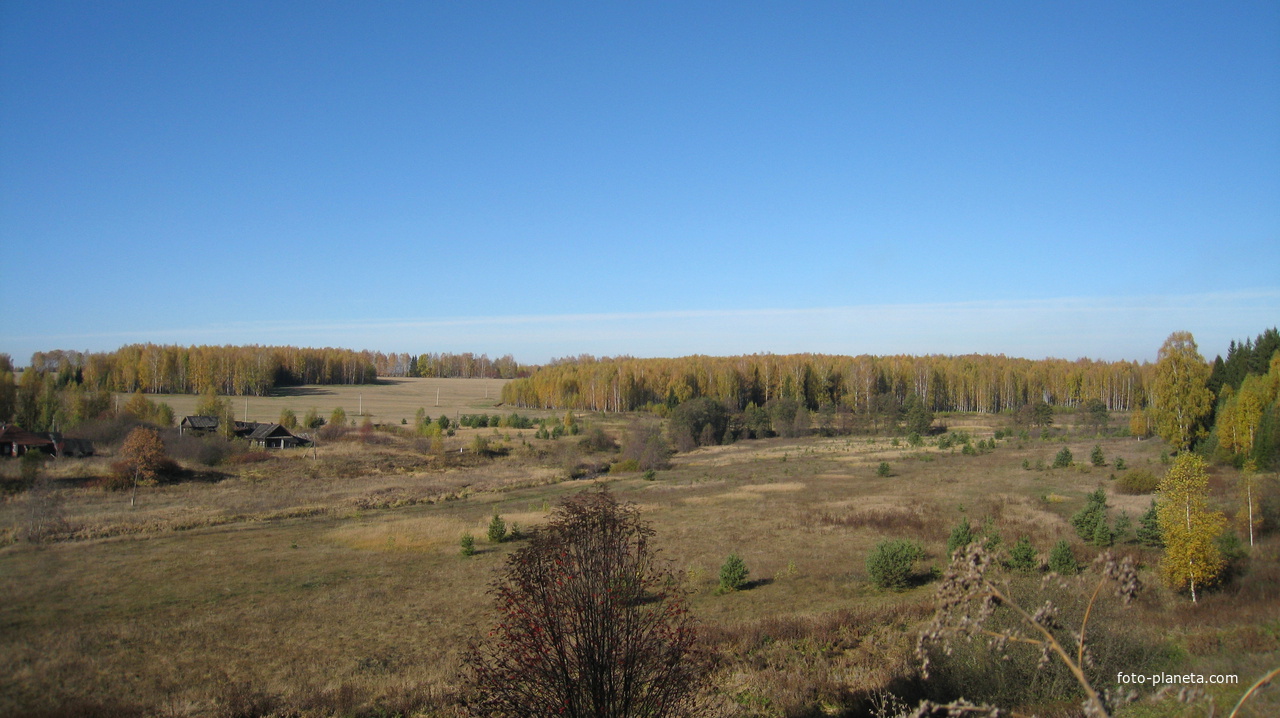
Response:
[[247, 423, 297, 441], [181, 416, 220, 430], [0, 425, 55, 447]]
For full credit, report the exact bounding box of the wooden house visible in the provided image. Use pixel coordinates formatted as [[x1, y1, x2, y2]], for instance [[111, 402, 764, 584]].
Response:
[[179, 416, 220, 434], [245, 423, 309, 449], [0, 425, 55, 457]]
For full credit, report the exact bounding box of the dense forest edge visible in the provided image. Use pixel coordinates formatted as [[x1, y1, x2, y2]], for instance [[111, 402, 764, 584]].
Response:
[[1, 331, 1277, 471]]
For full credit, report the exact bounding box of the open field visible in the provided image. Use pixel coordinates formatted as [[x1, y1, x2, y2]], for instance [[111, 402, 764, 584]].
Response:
[[1, 401, 1278, 717], [130, 377, 516, 426]]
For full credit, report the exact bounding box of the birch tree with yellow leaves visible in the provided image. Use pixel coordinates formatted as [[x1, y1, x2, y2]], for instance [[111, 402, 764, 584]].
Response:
[[1156, 453, 1226, 603], [1152, 331, 1213, 451]]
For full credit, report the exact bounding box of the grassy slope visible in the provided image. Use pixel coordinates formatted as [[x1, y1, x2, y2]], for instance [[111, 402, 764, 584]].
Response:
[[1, 403, 1277, 717]]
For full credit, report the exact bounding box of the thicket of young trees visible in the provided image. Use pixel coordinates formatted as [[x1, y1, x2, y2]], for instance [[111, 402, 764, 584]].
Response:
[[17, 346, 533, 399], [1204, 329, 1280, 470], [501, 352, 1151, 414]]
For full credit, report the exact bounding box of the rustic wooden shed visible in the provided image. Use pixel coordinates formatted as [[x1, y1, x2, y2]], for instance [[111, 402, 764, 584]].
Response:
[[0, 425, 55, 457], [245, 423, 309, 449]]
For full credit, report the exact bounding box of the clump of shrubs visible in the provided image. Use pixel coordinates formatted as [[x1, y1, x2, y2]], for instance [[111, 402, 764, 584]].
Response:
[[866, 539, 925, 589], [1114, 468, 1159, 495], [228, 451, 274, 465], [580, 427, 618, 453], [620, 425, 670, 471]]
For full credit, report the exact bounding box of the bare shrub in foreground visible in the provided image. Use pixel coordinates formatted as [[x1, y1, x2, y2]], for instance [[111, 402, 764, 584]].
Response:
[[465, 488, 705, 717]]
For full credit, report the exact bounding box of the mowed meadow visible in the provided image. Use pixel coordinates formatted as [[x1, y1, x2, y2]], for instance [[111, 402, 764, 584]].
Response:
[[135, 377, 513, 427], [1, 381, 1278, 718]]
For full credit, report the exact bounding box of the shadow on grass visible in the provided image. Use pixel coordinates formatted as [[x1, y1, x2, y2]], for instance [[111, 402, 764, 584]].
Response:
[[269, 386, 338, 397]]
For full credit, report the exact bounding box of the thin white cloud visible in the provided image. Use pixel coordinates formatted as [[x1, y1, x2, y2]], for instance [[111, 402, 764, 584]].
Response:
[[4, 289, 1277, 364]]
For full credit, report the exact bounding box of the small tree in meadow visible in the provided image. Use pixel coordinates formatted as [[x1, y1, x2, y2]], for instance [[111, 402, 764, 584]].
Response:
[[718, 553, 749, 593], [866, 539, 924, 589], [1048, 540, 1078, 574], [946, 516, 973, 555], [487, 514, 507, 544], [460, 532, 476, 557], [119, 426, 167, 508], [877, 462, 892, 477], [1137, 500, 1163, 548], [1091, 517, 1114, 547], [1053, 447, 1073, 468], [1090, 445, 1106, 467], [1156, 453, 1226, 602], [1005, 537, 1038, 572], [1070, 488, 1109, 541]]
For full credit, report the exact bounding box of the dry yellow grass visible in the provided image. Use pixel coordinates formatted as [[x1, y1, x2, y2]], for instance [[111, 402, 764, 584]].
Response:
[[132, 376, 518, 426], [1, 418, 1274, 717]]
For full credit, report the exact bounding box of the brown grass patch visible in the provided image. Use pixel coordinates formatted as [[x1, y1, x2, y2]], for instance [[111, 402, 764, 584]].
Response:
[[810, 503, 947, 535], [737, 481, 806, 493], [326, 515, 473, 553]]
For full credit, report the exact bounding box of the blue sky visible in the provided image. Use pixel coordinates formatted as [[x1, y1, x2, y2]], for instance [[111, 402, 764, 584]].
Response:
[[2, 1, 1277, 366]]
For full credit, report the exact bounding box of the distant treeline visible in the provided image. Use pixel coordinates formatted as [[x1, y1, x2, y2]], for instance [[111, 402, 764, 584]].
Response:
[[0, 344, 531, 433], [501, 353, 1153, 414], [26, 345, 379, 397], [19, 345, 531, 398]]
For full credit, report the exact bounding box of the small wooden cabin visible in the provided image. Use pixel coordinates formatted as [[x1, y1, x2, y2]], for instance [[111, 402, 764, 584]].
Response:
[[245, 423, 309, 449], [0, 425, 55, 457], [179, 416, 220, 434]]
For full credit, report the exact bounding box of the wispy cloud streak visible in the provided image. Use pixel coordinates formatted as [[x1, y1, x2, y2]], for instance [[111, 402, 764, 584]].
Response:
[[4, 290, 1278, 364]]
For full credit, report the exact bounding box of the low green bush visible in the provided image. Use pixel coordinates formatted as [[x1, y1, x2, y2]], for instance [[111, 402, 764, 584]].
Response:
[[1048, 540, 1078, 574], [1052, 447, 1073, 468], [866, 539, 925, 589], [718, 553, 749, 593], [946, 517, 973, 555], [1006, 537, 1037, 572], [487, 514, 507, 543], [1090, 445, 1106, 467], [1115, 469, 1159, 495], [610, 458, 641, 473]]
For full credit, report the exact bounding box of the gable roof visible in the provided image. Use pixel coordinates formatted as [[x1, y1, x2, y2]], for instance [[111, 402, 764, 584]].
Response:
[[247, 423, 296, 441], [181, 416, 220, 430], [0, 425, 55, 447]]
